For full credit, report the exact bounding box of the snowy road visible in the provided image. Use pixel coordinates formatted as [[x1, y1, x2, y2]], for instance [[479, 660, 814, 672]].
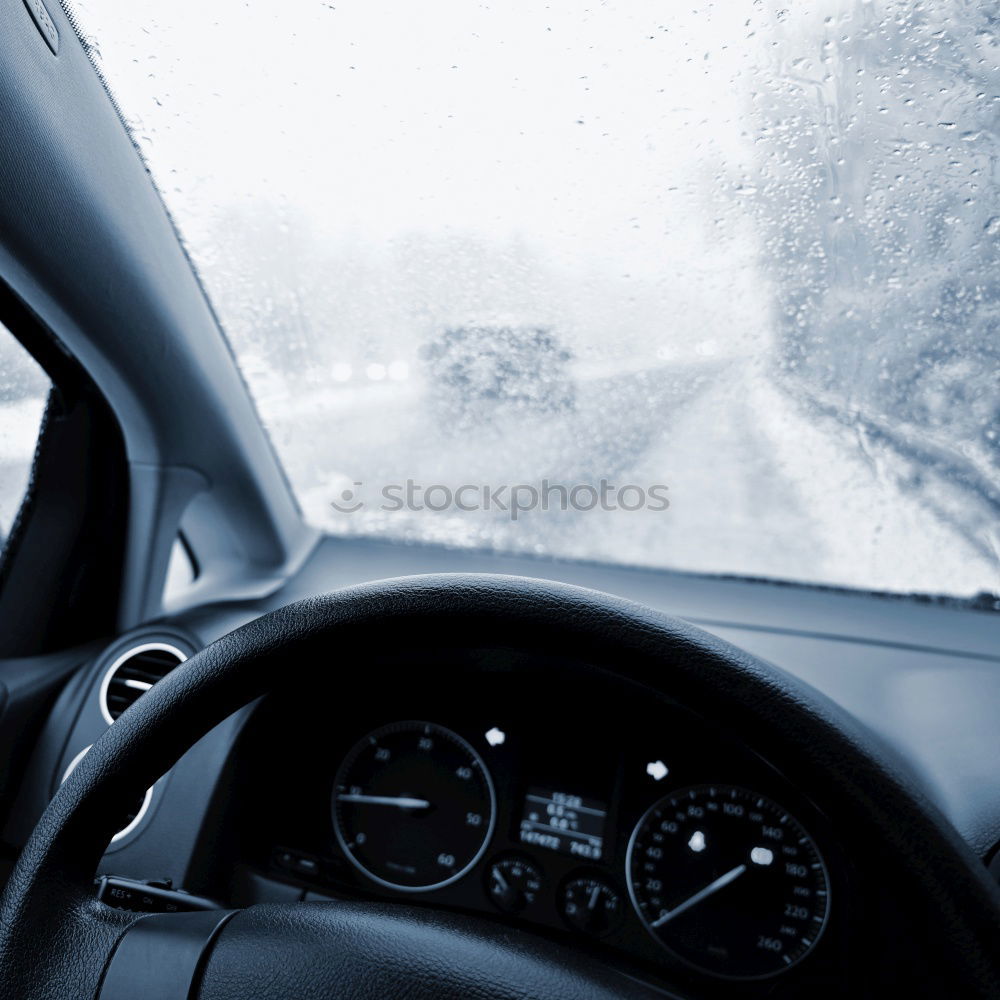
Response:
[[274, 360, 998, 599], [2, 357, 993, 599]]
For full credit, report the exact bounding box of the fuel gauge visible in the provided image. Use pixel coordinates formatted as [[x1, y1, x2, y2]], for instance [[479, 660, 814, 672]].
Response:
[[561, 875, 622, 936]]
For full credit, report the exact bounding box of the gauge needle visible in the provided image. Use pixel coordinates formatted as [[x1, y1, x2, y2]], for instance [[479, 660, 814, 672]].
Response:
[[337, 794, 431, 809], [492, 870, 510, 893], [588, 886, 602, 910], [651, 864, 747, 928]]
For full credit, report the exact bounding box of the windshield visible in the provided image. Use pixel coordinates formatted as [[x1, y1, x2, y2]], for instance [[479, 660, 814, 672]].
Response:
[[72, 0, 999, 600]]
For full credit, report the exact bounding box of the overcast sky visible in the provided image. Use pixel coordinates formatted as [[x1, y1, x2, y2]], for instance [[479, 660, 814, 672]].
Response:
[[67, 0, 836, 357]]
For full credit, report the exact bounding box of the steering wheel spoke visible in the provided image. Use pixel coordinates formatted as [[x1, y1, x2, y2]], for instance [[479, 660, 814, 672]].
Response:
[[97, 909, 235, 1000]]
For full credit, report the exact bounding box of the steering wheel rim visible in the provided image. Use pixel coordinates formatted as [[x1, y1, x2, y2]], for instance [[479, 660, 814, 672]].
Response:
[[1, 573, 998, 998]]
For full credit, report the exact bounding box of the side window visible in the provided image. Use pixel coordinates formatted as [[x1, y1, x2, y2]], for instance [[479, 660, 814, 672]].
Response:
[[0, 322, 50, 543]]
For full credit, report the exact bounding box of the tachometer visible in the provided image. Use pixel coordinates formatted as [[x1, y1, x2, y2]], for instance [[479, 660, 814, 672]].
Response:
[[332, 721, 496, 891], [626, 784, 830, 979]]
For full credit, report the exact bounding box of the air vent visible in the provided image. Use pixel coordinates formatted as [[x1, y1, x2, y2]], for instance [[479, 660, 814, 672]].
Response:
[[99, 642, 188, 724], [61, 746, 153, 843]]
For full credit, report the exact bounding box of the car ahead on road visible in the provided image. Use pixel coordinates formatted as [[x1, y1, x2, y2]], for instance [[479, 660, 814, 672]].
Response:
[[0, 3, 998, 1000], [419, 324, 575, 425]]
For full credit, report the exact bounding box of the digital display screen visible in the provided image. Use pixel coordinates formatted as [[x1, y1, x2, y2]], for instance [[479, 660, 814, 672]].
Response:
[[519, 787, 607, 861]]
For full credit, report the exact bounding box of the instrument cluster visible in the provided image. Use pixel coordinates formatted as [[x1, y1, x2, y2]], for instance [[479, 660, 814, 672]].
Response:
[[237, 662, 849, 993]]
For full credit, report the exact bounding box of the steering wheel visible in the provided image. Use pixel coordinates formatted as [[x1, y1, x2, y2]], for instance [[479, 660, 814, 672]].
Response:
[[1, 575, 998, 999]]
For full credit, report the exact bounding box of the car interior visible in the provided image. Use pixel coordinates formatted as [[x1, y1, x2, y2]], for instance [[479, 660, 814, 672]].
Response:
[[1, 1, 999, 998]]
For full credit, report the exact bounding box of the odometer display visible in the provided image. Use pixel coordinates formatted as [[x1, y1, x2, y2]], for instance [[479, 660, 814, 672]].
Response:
[[627, 785, 830, 979], [333, 721, 496, 891]]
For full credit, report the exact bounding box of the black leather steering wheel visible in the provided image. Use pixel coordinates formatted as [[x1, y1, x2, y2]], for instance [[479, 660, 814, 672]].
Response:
[[1, 574, 998, 998]]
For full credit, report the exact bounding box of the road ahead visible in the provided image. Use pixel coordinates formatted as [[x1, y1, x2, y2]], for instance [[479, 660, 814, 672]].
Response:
[[282, 358, 998, 600], [3, 356, 991, 599]]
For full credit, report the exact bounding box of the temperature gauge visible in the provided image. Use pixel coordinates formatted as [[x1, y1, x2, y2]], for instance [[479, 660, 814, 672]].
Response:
[[487, 855, 543, 915]]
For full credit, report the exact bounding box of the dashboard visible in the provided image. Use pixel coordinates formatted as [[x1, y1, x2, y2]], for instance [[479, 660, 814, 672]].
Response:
[[3, 541, 999, 997], [223, 652, 859, 996]]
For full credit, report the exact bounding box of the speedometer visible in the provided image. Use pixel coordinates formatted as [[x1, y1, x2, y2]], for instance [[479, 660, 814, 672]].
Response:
[[332, 721, 496, 891], [627, 785, 830, 979]]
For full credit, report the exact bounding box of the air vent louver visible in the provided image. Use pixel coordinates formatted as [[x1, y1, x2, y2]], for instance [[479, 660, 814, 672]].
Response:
[[99, 642, 187, 724]]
